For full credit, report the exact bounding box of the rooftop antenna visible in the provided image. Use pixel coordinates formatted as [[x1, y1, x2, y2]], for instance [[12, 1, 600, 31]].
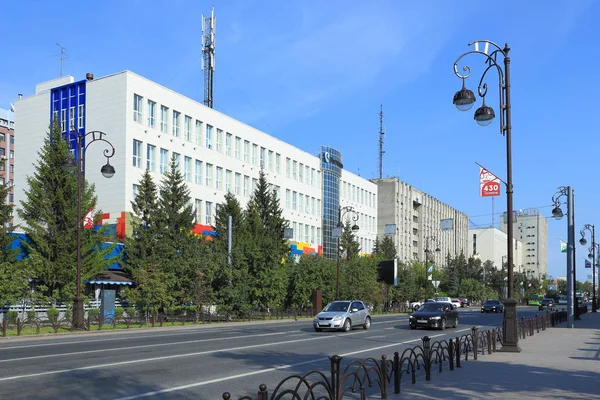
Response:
[[378, 104, 385, 179], [202, 5, 216, 108], [56, 43, 68, 77]]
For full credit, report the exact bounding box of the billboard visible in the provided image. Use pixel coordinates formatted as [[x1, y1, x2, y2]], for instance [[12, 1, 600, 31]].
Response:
[[480, 167, 501, 197], [440, 218, 454, 231], [377, 259, 398, 286]]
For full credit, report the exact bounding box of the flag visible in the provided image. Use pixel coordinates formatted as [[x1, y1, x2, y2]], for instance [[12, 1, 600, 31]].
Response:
[[427, 266, 433, 273], [560, 240, 567, 253], [585, 259, 592, 268], [83, 208, 95, 229], [340, 249, 348, 260]]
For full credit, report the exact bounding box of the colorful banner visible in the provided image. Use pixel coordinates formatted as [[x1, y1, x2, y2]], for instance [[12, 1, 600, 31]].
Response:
[[479, 167, 500, 197], [585, 259, 592, 268], [560, 240, 567, 253]]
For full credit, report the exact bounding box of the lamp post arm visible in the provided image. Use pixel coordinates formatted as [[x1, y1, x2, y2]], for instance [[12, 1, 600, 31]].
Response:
[[83, 131, 116, 160]]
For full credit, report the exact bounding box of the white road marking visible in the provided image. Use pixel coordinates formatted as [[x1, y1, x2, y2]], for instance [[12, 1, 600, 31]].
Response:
[[0, 330, 302, 363]]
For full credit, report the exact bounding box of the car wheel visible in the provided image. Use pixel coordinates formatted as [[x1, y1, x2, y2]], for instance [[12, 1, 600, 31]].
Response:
[[410, 324, 417, 330], [440, 318, 446, 330], [342, 318, 351, 332], [363, 316, 371, 330], [314, 327, 322, 332]]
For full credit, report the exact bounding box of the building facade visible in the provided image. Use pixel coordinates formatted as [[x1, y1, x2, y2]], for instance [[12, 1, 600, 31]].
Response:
[[468, 227, 524, 272], [0, 108, 15, 226], [373, 177, 468, 266], [13, 71, 377, 256], [500, 209, 548, 279]]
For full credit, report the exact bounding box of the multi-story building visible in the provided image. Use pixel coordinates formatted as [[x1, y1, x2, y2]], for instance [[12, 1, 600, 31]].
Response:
[[468, 227, 524, 272], [13, 71, 378, 257], [0, 107, 15, 226], [500, 209, 548, 279], [372, 177, 468, 266]]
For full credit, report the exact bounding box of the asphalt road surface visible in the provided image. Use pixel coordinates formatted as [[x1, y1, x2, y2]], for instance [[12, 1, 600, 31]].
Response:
[[0, 307, 543, 400]]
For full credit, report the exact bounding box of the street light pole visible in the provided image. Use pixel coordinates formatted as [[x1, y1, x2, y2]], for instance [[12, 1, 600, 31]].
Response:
[[552, 186, 575, 327], [579, 224, 596, 312], [335, 205, 359, 300], [424, 235, 440, 293], [453, 40, 519, 352], [63, 130, 116, 330]]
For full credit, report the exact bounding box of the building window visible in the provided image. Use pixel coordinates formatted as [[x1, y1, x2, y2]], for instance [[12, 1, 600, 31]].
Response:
[[160, 106, 169, 133], [147, 100, 156, 128], [305, 195, 310, 213], [299, 194, 304, 213], [252, 144, 258, 166], [252, 178, 258, 193], [195, 120, 202, 145], [235, 137, 241, 159], [206, 125, 213, 149], [235, 173, 241, 195], [299, 223, 304, 241], [286, 189, 291, 209], [195, 199, 202, 223], [0, 133, 5, 142], [216, 167, 223, 190], [260, 147, 266, 168], [293, 222, 298, 240], [61, 109, 66, 132], [225, 133, 232, 156], [173, 152, 181, 170], [305, 225, 309, 243], [292, 191, 297, 210], [311, 197, 316, 215], [205, 163, 213, 187], [268, 150, 274, 171], [78, 105, 85, 129], [184, 116, 192, 141], [317, 228, 321, 244], [243, 140, 250, 162], [276, 153, 281, 173], [286, 158, 291, 178], [172, 111, 180, 137], [299, 163, 304, 183], [311, 226, 315, 244], [146, 144, 156, 172], [244, 175, 250, 197], [305, 165, 309, 185], [69, 106, 75, 130], [133, 139, 142, 168], [184, 156, 192, 182], [133, 94, 143, 123], [133, 184, 140, 198], [225, 169, 232, 192], [216, 129, 223, 153], [195, 160, 203, 184], [160, 148, 169, 174], [292, 161, 297, 180], [205, 201, 213, 225]]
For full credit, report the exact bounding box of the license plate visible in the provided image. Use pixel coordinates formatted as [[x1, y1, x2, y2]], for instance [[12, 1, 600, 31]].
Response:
[[319, 323, 330, 327], [417, 319, 427, 323]]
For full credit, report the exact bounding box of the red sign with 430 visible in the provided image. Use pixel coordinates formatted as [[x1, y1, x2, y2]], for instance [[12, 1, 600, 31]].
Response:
[[480, 167, 500, 197]]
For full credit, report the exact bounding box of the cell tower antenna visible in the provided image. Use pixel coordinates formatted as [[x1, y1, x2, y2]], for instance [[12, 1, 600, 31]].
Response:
[[202, 6, 216, 108], [378, 104, 385, 179], [56, 43, 68, 77]]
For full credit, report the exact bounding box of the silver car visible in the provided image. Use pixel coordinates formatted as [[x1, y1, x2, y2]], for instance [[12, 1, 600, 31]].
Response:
[[313, 300, 371, 332]]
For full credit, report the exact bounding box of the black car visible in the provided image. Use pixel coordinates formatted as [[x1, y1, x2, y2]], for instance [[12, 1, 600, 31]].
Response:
[[409, 302, 459, 330], [481, 300, 504, 313], [539, 298, 555, 311], [459, 298, 470, 307]]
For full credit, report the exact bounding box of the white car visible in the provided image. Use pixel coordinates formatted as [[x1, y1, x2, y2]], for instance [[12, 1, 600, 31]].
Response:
[[410, 300, 424, 309], [451, 298, 462, 309]]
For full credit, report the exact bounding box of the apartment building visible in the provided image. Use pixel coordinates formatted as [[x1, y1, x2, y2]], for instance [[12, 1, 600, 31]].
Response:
[[0, 107, 14, 226], [13, 71, 377, 256], [468, 227, 524, 272], [373, 177, 468, 266]]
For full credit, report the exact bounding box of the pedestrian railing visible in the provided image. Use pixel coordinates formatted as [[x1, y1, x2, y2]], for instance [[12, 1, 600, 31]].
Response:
[[223, 310, 568, 400]]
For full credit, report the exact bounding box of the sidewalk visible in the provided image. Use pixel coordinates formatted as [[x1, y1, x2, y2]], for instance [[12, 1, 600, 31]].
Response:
[[396, 312, 600, 400]]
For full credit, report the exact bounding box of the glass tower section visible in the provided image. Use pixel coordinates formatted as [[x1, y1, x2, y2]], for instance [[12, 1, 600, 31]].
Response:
[[320, 146, 343, 259]]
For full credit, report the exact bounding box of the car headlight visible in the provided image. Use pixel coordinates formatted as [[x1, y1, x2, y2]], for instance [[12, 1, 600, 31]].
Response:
[[332, 315, 343, 321], [430, 316, 441, 320], [409, 315, 415, 319]]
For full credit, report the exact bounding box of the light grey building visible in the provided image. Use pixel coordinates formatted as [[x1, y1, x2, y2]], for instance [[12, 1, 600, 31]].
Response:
[[500, 209, 548, 279], [468, 227, 524, 272], [372, 177, 469, 266]]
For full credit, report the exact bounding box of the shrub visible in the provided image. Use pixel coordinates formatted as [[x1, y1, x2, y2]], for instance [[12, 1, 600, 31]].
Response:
[[87, 309, 100, 320], [46, 308, 60, 322], [114, 307, 125, 320], [7, 311, 18, 323], [27, 310, 36, 322]]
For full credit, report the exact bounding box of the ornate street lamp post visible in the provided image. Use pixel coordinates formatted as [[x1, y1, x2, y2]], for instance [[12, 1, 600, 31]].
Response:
[[335, 206, 359, 300], [62, 130, 115, 330], [453, 40, 520, 352], [579, 224, 596, 312], [551, 186, 575, 327]]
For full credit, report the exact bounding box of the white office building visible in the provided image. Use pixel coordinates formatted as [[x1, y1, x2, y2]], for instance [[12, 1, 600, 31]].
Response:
[[468, 227, 524, 272], [373, 177, 469, 266], [13, 71, 377, 257], [500, 209, 548, 278]]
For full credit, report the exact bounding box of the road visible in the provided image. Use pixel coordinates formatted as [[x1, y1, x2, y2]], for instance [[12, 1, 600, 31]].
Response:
[[0, 307, 543, 400]]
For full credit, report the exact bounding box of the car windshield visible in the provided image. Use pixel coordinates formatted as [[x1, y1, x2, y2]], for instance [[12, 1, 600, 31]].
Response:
[[484, 301, 499, 305], [323, 301, 350, 312], [542, 299, 552, 304], [418, 303, 446, 312]]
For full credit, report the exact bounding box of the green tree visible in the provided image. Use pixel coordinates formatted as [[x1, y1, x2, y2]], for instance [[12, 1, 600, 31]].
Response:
[[380, 236, 397, 259], [286, 255, 335, 311], [372, 237, 381, 256], [17, 123, 112, 304], [158, 157, 194, 237], [340, 220, 361, 260]]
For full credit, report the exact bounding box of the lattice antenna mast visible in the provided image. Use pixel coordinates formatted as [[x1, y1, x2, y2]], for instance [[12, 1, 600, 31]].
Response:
[[56, 43, 68, 77], [202, 7, 216, 108], [378, 104, 385, 179]]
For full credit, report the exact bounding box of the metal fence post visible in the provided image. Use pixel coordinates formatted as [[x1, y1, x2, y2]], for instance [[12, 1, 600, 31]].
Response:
[[330, 355, 341, 400], [455, 336, 461, 368], [258, 384, 268, 400], [393, 351, 400, 394], [486, 330, 492, 354], [471, 327, 478, 360], [448, 338, 454, 371], [422, 336, 431, 381], [380, 355, 388, 399]]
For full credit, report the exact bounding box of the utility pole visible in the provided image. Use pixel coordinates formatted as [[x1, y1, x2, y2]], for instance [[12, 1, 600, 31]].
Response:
[[56, 43, 68, 77], [378, 105, 385, 179]]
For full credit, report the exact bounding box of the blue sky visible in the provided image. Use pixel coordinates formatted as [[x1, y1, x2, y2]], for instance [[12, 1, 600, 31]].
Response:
[[1, 0, 599, 280]]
